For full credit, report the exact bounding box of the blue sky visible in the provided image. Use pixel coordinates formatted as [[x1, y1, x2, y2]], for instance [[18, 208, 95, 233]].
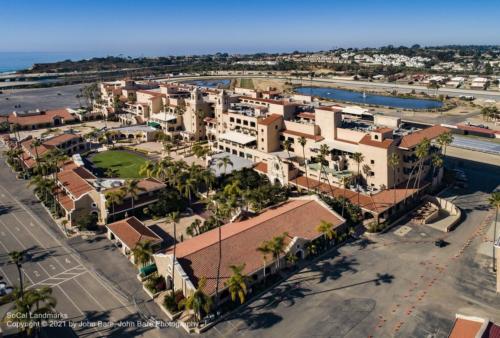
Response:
[[1, 0, 499, 55]]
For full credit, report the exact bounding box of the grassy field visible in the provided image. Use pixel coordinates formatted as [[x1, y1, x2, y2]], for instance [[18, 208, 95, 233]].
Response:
[[91, 150, 147, 178], [239, 78, 254, 89]]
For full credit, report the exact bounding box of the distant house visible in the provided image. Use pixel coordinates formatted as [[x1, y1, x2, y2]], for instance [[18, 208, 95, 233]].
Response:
[[470, 77, 490, 89], [153, 196, 346, 298], [7, 108, 77, 130]]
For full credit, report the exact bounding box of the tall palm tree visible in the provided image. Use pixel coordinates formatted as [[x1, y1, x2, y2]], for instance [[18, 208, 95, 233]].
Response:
[[257, 243, 271, 283], [260, 232, 288, 271], [122, 179, 143, 213], [213, 203, 231, 311], [105, 190, 125, 221], [179, 276, 212, 322], [132, 240, 154, 267], [340, 175, 351, 217], [139, 160, 156, 178], [488, 192, 500, 272], [413, 138, 430, 190], [168, 211, 180, 292], [362, 164, 371, 188], [179, 177, 197, 205], [316, 220, 337, 247], [319, 144, 334, 196], [352, 152, 365, 205], [436, 131, 453, 157], [9, 251, 24, 300], [217, 156, 233, 176], [298, 136, 310, 190], [225, 263, 248, 304], [388, 153, 400, 207], [431, 153, 444, 180], [31, 138, 42, 164]]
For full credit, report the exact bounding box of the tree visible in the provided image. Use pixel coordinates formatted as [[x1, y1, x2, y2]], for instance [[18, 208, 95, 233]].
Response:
[[260, 232, 288, 271], [436, 131, 453, 157], [413, 138, 430, 190], [488, 192, 500, 272], [431, 153, 443, 179], [225, 263, 248, 304], [31, 138, 42, 164], [388, 153, 400, 207], [9, 251, 25, 300], [217, 156, 233, 176], [132, 240, 154, 267], [257, 243, 271, 283], [139, 160, 157, 178], [298, 136, 310, 189], [352, 152, 365, 205], [362, 164, 371, 188], [319, 144, 334, 196], [105, 190, 125, 221], [179, 276, 212, 322], [168, 211, 180, 293], [340, 175, 352, 217], [316, 220, 337, 246], [121, 179, 144, 212], [9, 286, 57, 337]]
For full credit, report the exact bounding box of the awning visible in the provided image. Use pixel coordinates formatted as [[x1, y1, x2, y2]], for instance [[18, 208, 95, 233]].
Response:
[[139, 263, 157, 277], [147, 121, 161, 128], [218, 131, 256, 145]]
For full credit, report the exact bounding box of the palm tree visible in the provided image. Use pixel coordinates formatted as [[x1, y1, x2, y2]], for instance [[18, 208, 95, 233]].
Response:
[[298, 136, 310, 190], [179, 177, 197, 205], [179, 276, 212, 322], [225, 263, 248, 304], [414, 138, 430, 190], [139, 160, 157, 178], [319, 144, 334, 195], [488, 192, 500, 272], [168, 211, 180, 292], [362, 164, 371, 188], [217, 156, 233, 176], [260, 232, 288, 271], [436, 131, 453, 157], [388, 153, 400, 207], [283, 139, 292, 159], [9, 251, 25, 300], [122, 179, 143, 213], [163, 142, 173, 158], [431, 153, 443, 180], [105, 190, 125, 221], [132, 240, 154, 267], [316, 220, 337, 247], [257, 243, 271, 283], [352, 152, 365, 205], [340, 175, 351, 217], [31, 138, 42, 164]]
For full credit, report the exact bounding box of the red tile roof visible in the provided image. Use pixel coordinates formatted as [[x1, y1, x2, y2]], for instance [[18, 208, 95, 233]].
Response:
[[293, 175, 420, 214], [399, 125, 449, 149], [449, 317, 484, 338], [282, 129, 324, 141], [297, 112, 315, 120], [254, 161, 268, 173], [57, 166, 96, 199], [359, 134, 394, 149], [8, 108, 76, 126], [107, 217, 162, 249], [165, 197, 344, 295], [258, 114, 282, 126], [457, 124, 500, 135]]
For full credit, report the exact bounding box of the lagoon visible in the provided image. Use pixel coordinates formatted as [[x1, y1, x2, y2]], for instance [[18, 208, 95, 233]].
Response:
[[296, 86, 443, 110]]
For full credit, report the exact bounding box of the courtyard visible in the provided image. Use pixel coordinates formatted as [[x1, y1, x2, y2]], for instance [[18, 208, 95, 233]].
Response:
[[90, 149, 147, 178]]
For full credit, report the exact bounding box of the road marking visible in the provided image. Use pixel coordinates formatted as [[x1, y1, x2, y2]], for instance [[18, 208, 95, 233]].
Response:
[[0, 218, 53, 278]]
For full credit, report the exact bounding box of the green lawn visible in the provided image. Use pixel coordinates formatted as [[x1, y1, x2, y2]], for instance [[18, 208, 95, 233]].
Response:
[[91, 150, 147, 178]]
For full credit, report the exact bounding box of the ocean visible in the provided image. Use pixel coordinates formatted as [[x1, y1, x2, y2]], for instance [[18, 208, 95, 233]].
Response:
[[0, 52, 106, 73]]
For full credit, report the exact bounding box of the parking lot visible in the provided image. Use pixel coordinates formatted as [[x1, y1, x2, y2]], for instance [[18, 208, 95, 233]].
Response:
[[0, 84, 84, 115], [203, 156, 500, 338]]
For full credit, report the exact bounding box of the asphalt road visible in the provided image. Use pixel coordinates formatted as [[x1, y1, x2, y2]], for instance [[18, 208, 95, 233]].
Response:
[[0, 84, 85, 115], [451, 136, 500, 156], [203, 155, 500, 338], [0, 150, 164, 337]]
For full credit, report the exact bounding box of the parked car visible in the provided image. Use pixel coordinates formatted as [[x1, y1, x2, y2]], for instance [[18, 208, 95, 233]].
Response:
[[434, 239, 448, 248]]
